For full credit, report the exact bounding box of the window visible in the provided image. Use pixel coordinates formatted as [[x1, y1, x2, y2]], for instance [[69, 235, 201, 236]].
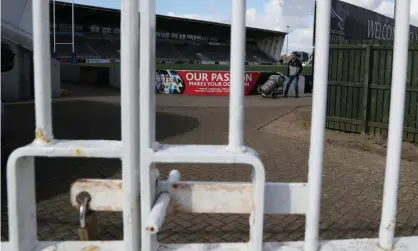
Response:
[[90, 25, 100, 33], [75, 25, 83, 31], [59, 23, 71, 31], [102, 27, 112, 34]]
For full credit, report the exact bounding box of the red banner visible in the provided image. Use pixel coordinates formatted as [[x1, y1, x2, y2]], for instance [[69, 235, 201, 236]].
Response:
[[176, 71, 261, 96]]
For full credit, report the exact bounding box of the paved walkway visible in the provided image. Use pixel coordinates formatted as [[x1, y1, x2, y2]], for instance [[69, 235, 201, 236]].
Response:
[[1, 87, 417, 243]]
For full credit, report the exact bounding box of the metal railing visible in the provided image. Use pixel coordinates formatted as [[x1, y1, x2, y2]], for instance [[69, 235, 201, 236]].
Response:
[[1, 0, 417, 250]]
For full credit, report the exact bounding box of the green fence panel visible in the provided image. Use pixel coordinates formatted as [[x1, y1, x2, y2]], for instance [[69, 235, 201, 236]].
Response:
[[326, 41, 418, 143]]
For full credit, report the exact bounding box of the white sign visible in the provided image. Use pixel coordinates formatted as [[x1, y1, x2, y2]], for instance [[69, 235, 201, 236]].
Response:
[[86, 59, 110, 64]]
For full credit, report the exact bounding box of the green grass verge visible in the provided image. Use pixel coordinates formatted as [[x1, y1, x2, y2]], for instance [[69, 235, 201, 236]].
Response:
[[73, 63, 313, 75]]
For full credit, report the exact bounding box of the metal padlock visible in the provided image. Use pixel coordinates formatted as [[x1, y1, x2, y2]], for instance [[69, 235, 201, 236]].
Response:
[[77, 191, 98, 240]]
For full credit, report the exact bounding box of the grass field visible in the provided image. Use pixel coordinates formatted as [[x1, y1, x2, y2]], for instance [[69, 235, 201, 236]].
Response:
[[74, 63, 313, 75]]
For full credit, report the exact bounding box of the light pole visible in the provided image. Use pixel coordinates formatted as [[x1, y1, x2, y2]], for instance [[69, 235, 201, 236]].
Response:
[[286, 25, 290, 62]]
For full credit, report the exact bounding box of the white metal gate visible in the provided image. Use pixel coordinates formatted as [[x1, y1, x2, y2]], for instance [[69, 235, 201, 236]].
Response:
[[2, 0, 417, 250]]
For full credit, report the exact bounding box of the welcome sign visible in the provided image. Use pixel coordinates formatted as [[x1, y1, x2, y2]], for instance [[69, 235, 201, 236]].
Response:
[[325, 0, 418, 41]]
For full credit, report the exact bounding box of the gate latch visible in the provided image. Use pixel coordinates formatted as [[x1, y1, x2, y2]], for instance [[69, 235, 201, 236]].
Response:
[[77, 191, 98, 240]]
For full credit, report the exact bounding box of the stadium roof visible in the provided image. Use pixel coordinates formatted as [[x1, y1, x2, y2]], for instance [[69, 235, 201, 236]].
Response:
[[52, 1, 287, 38]]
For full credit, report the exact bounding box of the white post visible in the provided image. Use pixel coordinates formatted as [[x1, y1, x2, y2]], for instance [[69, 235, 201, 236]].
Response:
[[139, 0, 157, 250], [228, 0, 246, 152], [53, 0, 56, 53], [286, 25, 290, 59], [120, 0, 140, 250], [71, 0, 75, 53], [140, 0, 156, 149], [304, 0, 331, 250], [378, 0, 411, 249], [32, 0, 53, 143]]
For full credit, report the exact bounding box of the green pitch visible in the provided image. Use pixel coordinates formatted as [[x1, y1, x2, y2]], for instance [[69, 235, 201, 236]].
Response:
[[75, 63, 313, 75]]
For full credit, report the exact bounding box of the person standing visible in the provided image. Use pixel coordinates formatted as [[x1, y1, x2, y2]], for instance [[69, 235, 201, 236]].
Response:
[[284, 52, 303, 98]]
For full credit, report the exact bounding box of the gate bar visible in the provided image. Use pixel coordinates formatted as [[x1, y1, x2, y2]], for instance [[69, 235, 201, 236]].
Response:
[[228, 0, 246, 151], [32, 0, 53, 143], [120, 0, 140, 250], [139, 0, 157, 251], [53, 0, 56, 52], [71, 0, 75, 53], [304, 0, 331, 250], [378, 0, 411, 249], [140, 0, 157, 149]]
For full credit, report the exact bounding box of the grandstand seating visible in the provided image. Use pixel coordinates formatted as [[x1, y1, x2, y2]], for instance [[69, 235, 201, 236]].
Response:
[[51, 34, 277, 63], [173, 43, 202, 61], [87, 39, 119, 58], [52, 35, 96, 57], [246, 49, 274, 63], [156, 41, 187, 60], [199, 44, 230, 61]]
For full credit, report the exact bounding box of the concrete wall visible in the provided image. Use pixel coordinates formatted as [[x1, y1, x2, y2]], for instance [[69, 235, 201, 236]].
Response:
[[109, 66, 121, 88], [51, 58, 61, 98], [1, 0, 33, 50], [60, 64, 114, 87], [79, 66, 109, 85], [1, 40, 61, 101], [60, 64, 81, 83], [1, 0, 32, 33], [2, 41, 32, 101], [2, 0, 60, 101]]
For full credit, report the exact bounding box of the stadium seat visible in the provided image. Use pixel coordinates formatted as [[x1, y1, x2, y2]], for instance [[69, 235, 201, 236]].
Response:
[[51, 35, 96, 57], [156, 41, 186, 60], [50, 34, 278, 64]]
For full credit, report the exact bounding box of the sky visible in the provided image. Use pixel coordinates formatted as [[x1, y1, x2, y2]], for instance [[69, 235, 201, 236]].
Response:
[[60, 0, 418, 54]]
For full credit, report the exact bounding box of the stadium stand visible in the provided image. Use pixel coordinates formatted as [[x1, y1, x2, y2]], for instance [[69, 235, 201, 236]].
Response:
[[87, 38, 119, 58], [172, 42, 203, 61], [52, 34, 96, 57], [156, 40, 187, 60], [50, 1, 286, 64]]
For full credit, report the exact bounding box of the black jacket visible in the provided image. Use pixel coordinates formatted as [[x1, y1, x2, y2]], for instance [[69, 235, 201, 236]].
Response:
[[287, 59, 303, 76]]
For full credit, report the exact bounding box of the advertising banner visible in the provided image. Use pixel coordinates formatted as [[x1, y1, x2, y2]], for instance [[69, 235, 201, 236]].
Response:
[[154, 70, 314, 96], [56, 57, 71, 63], [86, 58, 110, 64], [155, 70, 262, 96], [201, 61, 215, 65]]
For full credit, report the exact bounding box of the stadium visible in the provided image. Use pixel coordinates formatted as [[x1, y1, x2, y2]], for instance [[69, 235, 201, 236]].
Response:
[[1, 0, 418, 248], [2, 0, 317, 100], [50, 2, 285, 65]]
